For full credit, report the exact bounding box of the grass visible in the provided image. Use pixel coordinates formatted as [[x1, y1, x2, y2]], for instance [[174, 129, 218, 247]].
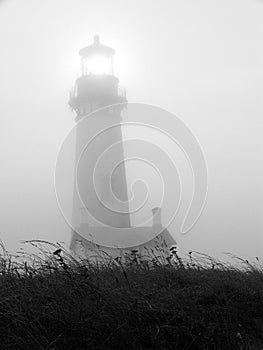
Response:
[[0, 240, 263, 349]]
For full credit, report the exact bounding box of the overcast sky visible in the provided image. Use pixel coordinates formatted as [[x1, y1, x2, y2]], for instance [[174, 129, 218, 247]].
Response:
[[0, 0, 262, 262]]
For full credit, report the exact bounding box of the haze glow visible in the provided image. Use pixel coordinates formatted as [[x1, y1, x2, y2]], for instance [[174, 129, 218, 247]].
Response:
[[0, 0, 262, 262]]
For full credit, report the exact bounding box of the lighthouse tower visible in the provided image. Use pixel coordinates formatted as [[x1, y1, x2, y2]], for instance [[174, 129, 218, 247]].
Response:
[[69, 35, 130, 226], [69, 36, 176, 260]]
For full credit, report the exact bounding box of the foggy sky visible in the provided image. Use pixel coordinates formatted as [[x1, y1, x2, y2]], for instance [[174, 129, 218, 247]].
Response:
[[0, 0, 262, 262]]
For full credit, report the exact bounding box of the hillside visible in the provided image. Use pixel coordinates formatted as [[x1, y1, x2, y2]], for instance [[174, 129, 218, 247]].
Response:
[[0, 242, 263, 349]]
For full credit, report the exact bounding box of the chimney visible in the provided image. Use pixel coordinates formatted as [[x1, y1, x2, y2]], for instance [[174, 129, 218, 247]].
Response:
[[152, 207, 162, 227]]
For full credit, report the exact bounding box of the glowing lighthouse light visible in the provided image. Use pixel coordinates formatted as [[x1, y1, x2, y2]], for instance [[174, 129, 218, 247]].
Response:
[[86, 56, 111, 75], [80, 35, 114, 76]]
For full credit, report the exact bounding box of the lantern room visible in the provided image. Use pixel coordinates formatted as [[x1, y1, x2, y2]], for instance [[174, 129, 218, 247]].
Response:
[[79, 35, 114, 76], [69, 36, 127, 118]]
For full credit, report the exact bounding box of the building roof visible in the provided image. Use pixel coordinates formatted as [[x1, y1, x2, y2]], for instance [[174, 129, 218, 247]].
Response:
[[79, 35, 115, 58], [76, 224, 176, 249]]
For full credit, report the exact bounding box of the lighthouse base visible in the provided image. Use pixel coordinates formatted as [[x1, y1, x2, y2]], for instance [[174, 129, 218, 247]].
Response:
[[69, 226, 176, 263]]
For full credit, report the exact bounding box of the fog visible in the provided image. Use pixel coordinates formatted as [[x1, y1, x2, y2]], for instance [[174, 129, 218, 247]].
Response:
[[0, 0, 262, 261]]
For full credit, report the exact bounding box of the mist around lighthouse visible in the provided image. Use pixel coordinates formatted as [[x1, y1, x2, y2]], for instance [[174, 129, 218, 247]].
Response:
[[0, 1, 262, 262], [0, 1, 263, 349], [54, 36, 208, 261]]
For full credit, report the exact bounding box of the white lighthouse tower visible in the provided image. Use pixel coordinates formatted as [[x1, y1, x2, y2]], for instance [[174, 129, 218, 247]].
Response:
[[69, 36, 176, 261]]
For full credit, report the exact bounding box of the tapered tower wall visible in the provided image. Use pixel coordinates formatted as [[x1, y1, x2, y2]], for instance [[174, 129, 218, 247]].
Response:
[[72, 106, 131, 229], [69, 37, 130, 250]]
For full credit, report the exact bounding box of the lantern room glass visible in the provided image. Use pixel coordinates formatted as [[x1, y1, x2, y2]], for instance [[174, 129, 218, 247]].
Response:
[[81, 56, 113, 76]]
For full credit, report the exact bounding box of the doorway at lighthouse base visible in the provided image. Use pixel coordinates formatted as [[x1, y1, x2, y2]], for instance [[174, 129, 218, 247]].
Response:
[[70, 225, 176, 263]]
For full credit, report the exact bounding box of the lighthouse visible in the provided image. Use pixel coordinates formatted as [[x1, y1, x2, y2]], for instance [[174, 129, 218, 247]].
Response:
[[69, 36, 176, 261]]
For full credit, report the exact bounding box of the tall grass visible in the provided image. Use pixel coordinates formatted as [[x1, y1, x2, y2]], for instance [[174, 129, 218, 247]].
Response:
[[0, 240, 263, 349]]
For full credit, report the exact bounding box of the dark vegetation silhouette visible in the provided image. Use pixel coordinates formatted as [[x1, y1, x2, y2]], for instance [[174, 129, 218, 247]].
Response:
[[0, 239, 263, 349]]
